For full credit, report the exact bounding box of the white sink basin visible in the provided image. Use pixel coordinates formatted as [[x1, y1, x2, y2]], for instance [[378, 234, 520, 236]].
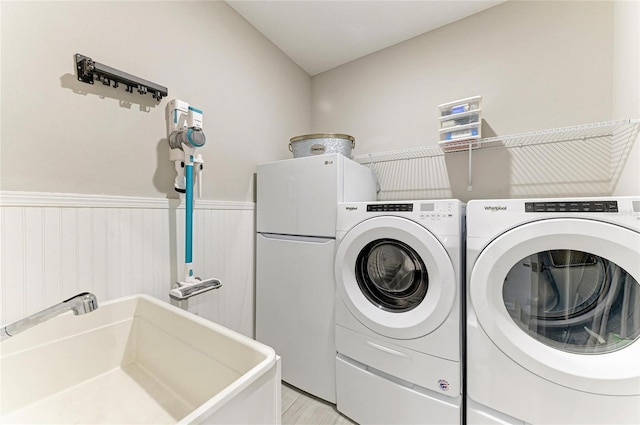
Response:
[[0, 294, 280, 424]]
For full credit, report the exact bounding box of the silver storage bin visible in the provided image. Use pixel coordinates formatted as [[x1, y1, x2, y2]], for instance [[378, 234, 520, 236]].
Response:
[[289, 134, 355, 158]]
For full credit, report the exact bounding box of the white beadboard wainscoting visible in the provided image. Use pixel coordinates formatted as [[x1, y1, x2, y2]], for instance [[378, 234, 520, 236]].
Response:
[[0, 191, 256, 337]]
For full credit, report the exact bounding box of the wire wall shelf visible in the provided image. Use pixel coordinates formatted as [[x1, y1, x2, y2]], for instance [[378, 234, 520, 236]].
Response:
[[352, 118, 640, 199]]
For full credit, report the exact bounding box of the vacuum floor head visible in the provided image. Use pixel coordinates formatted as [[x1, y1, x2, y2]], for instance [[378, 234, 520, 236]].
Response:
[[170, 278, 222, 301]]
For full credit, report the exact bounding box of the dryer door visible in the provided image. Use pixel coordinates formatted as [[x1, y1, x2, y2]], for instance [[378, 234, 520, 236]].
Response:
[[335, 216, 457, 339], [470, 218, 640, 395]]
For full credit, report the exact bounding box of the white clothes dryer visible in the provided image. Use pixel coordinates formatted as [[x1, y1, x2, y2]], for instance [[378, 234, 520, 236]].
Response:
[[334, 200, 465, 425], [467, 197, 640, 425]]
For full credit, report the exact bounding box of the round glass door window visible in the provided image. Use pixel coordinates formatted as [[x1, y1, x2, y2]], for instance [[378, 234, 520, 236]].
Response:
[[503, 249, 640, 354], [355, 238, 428, 312]]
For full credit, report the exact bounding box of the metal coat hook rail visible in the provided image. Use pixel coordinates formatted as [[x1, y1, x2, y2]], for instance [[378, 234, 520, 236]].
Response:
[[75, 53, 168, 101]]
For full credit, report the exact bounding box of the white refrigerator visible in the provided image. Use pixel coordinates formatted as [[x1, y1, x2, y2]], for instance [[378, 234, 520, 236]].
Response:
[[256, 153, 377, 403]]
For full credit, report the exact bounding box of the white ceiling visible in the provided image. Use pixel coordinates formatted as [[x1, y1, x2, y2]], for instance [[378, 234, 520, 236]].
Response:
[[226, 1, 506, 76]]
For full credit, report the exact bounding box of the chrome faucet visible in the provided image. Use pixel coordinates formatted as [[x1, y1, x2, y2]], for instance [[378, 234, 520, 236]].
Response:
[[0, 292, 98, 342]]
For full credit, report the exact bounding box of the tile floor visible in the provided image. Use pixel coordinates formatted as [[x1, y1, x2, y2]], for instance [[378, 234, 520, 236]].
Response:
[[282, 382, 356, 425]]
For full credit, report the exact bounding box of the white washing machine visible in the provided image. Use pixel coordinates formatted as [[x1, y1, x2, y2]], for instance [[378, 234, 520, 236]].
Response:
[[466, 197, 640, 425], [334, 200, 465, 425]]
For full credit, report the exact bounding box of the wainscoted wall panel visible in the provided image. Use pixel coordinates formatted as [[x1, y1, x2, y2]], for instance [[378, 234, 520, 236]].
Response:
[[0, 192, 255, 338], [183, 208, 256, 337]]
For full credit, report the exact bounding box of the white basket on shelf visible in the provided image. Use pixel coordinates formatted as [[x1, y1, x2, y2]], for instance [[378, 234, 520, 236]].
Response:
[[438, 95, 482, 152]]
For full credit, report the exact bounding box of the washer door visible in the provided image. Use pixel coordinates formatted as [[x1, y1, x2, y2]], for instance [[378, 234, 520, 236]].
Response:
[[470, 218, 640, 395], [335, 216, 456, 339]]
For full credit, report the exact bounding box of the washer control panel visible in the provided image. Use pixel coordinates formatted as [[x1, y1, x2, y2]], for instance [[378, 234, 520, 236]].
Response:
[[525, 200, 618, 213], [367, 203, 413, 212], [419, 202, 455, 219], [365, 202, 455, 219]]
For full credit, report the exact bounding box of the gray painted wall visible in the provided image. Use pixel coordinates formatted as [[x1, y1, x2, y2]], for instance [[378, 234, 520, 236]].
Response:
[[2, 1, 636, 202], [1, 1, 310, 202], [311, 1, 637, 201]]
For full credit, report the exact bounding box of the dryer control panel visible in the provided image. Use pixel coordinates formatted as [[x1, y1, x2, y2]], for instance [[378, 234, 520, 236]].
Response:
[[525, 200, 618, 213]]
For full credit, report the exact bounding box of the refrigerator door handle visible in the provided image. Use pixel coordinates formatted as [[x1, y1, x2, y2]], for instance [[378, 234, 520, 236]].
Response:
[[258, 233, 334, 243]]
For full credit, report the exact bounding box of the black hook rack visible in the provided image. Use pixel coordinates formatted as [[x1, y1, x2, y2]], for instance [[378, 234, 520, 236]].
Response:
[[75, 53, 168, 101]]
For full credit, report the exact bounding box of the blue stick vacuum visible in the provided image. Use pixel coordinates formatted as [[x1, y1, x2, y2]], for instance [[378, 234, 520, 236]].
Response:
[[166, 100, 221, 305]]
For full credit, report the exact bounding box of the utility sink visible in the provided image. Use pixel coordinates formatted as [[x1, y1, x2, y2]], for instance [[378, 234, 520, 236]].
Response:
[[0, 294, 280, 424]]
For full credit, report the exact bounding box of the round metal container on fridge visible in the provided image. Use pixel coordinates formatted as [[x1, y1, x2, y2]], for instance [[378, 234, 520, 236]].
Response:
[[289, 134, 355, 158]]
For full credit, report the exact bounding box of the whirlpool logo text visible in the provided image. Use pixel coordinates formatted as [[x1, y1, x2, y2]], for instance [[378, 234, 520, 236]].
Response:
[[484, 205, 507, 212]]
